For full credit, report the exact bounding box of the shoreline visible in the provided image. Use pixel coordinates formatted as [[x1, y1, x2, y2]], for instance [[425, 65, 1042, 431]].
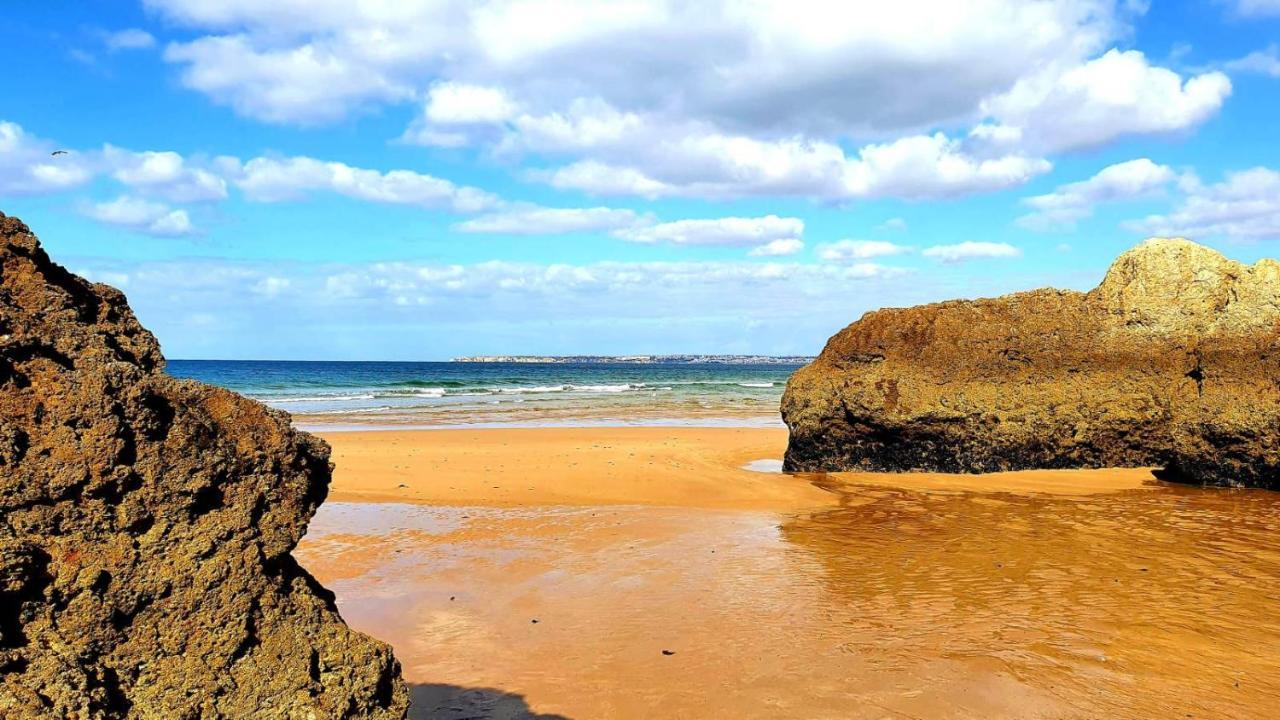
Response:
[[296, 412, 784, 433]]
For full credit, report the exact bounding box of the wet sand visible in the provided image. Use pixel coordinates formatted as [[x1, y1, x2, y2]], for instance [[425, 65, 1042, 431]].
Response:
[[300, 428, 1280, 719], [320, 427, 835, 509], [319, 427, 1152, 508]]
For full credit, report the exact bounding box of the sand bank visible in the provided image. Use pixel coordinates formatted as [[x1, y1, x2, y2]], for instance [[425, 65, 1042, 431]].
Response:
[[317, 427, 1160, 510]]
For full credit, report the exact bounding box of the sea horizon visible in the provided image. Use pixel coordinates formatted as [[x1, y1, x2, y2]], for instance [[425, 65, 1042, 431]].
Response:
[[168, 358, 802, 430]]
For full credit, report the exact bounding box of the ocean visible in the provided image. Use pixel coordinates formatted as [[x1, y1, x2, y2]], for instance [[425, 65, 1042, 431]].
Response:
[[167, 360, 803, 429]]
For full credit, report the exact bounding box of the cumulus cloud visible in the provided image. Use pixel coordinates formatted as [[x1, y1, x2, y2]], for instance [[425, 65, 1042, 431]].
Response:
[[104, 147, 228, 203], [455, 205, 644, 234], [1018, 158, 1178, 231], [81, 195, 197, 237], [818, 240, 911, 262], [539, 130, 1050, 200], [142, 1, 1225, 202], [978, 49, 1231, 154], [0, 120, 230, 205], [922, 241, 1021, 263], [161, 34, 422, 125], [147, 0, 1124, 131], [1, 119, 508, 226], [424, 83, 517, 124], [0, 121, 94, 195], [613, 215, 803, 248], [224, 156, 499, 211], [1124, 167, 1280, 240]]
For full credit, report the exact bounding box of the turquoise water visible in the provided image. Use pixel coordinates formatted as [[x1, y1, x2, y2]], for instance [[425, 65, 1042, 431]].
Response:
[[167, 360, 802, 428]]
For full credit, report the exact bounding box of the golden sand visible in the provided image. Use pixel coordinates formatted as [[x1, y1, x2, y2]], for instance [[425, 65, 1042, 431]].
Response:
[[298, 428, 1280, 719], [320, 427, 1155, 508], [322, 427, 836, 509]]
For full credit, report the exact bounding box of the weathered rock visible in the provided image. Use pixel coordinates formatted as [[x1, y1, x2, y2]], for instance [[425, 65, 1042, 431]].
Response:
[[0, 213, 408, 718], [782, 238, 1280, 489]]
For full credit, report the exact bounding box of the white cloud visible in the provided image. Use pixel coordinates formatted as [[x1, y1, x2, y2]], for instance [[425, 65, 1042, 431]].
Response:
[[0, 121, 94, 195], [1224, 45, 1280, 77], [143, 1, 1230, 202], [818, 240, 911, 262], [540, 160, 675, 198], [1124, 167, 1280, 240], [455, 205, 644, 234], [979, 49, 1231, 154], [1228, 0, 1280, 17], [748, 238, 804, 257], [458, 208, 807, 255], [103, 29, 156, 51], [104, 147, 228, 202], [613, 215, 802, 248], [148, 0, 1126, 132], [0, 120, 230, 204], [320, 258, 906, 307], [876, 217, 908, 232], [540, 129, 1050, 200], [1, 118, 508, 222], [162, 35, 420, 125], [425, 82, 517, 124], [1018, 158, 1177, 231], [922, 241, 1021, 263], [1, 119, 503, 220], [227, 156, 499, 211], [81, 195, 197, 237]]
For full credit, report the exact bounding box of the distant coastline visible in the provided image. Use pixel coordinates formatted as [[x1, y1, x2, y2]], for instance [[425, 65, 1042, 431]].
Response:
[[167, 359, 800, 429], [452, 354, 814, 365]]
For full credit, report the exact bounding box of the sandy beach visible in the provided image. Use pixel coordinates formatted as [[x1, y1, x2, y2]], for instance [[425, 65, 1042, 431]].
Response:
[[320, 427, 1158, 508], [296, 427, 1280, 719]]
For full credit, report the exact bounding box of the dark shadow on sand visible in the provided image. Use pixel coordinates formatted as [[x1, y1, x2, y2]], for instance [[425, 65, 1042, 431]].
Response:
[[409, 684, 571, 720]]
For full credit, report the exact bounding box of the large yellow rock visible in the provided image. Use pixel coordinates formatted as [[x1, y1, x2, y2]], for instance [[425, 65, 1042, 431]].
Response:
[[0, 213, 408, 719], [782, 237, 1280, 488]]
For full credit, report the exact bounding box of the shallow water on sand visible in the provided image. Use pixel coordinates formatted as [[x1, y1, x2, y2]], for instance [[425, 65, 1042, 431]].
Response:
[[298, 481, 1280, 719]]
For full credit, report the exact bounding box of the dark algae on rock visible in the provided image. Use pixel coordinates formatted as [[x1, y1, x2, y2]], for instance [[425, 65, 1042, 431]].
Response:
[[783, 237, 1280, 489], [0, 213, 408, 718]]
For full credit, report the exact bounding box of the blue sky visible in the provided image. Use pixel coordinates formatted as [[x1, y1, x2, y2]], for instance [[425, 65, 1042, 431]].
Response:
[[2, 1, 1279, 359]]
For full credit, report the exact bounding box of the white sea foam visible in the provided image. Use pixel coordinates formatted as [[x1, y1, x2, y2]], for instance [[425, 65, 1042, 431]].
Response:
[[493, 383, 645, 394], [264, 393, 377, 403], [382, 388, 448, 397]]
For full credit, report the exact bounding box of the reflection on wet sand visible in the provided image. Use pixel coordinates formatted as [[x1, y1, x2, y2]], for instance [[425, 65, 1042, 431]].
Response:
[[298, 476, 1280, 719]]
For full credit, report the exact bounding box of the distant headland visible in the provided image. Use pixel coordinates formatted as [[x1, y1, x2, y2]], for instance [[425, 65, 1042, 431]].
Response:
[[452, 354, 814, 364]]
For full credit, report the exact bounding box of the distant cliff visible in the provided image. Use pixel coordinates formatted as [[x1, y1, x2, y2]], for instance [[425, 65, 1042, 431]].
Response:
[[782, 238, 1280, 489], [0, 213, 407, 718], [455, 354, 814, 364]]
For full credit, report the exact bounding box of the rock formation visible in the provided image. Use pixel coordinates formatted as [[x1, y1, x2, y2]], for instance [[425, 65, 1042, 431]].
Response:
[[782, 238, 1280, 489], [0, 213, 408, 718]]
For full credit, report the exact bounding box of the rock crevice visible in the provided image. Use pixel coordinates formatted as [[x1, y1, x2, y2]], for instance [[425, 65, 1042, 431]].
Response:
[[782, 238, 1280, 489], [0, 213, 408, 718]]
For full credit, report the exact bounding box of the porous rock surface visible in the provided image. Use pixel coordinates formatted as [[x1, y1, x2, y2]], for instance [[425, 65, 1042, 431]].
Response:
[[0, 213, 408, 718], [783, 238, 1280, 488]]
